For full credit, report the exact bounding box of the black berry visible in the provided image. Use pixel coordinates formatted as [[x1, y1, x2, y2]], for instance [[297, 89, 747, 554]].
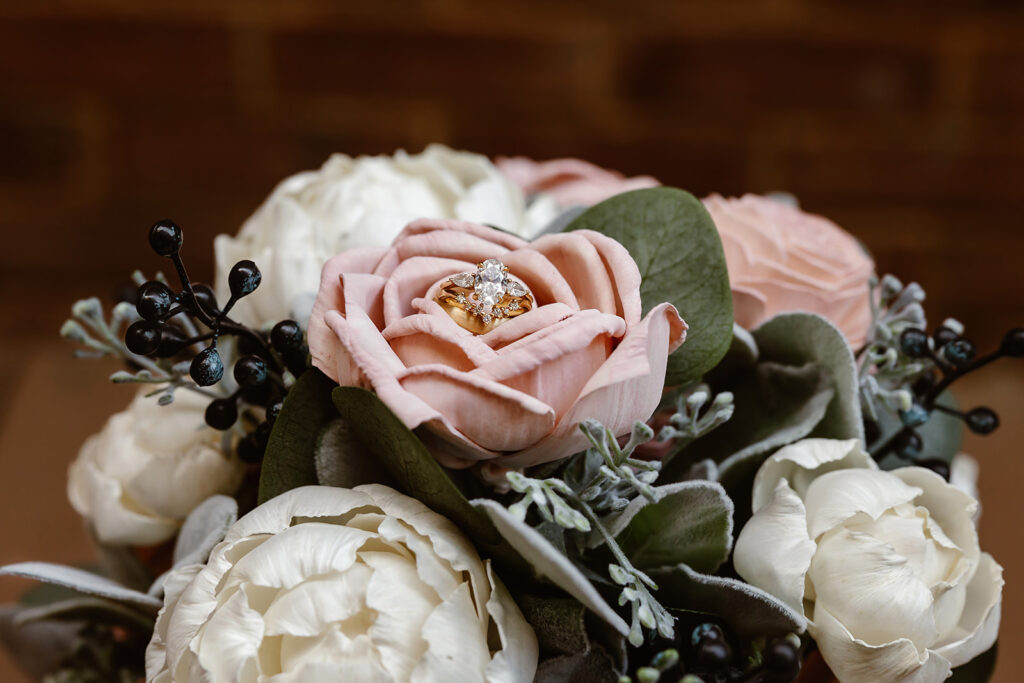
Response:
[[696, 639, 731, 672], [933, 326, 958, 349], [895, 429, 923, 458], [254, 420, 273, 445], [228, 260, 262, 298], [271, 320, 303, 352], [154, 328, 189, 358], [762, 639, 801, 682], [919, 458, 951, 481], [236, 433, 264, 464], [863, 419, 881, 445], [1001, 328, 1024, 357], [125, 320, 162, 356], [233, 355, 268, 388], [283, 348, 308, 377], [912, 371, 938, 397], [944, 339, 976, 367], [204, 398, 238, 430], [899, 328, 930, 358], [240, 382, 273, 406], [690, 623, 724, 647], [190, 346, 224, 387], [149, 219, 182, 256], [136, 281, 174, 320], [965, 407, 999, 435], [191, 283, 220, 317]]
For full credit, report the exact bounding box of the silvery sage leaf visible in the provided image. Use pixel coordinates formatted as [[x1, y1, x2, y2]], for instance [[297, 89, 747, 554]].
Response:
[[648, 563, 807, 637], [172, 494, 237, 568], [0, 563, 161, 611], [596, 481, 734, 574], [474, 499, 629, 637], [14, 596, 155, 631]]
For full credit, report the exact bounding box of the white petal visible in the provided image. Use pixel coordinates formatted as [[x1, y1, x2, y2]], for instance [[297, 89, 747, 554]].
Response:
[[375, 516, 462, 601], [752, 438, 874, 513], [934, 552, 1003, 668], [810, 602, 952, 683], [733, 480, 816, 616], [277, 631, 391, 683], [892, 468, 980, 566], [263, 564, 372, 637], [803, 469, 921, 539], [412, 582, 489, 683], [949, 454, 979, 506], [483, 562, 538, 683], [194, 586, 264, 682], [224, 486, 376, 542], [810, 525, 938, 650], [363, 551, 438, 680]]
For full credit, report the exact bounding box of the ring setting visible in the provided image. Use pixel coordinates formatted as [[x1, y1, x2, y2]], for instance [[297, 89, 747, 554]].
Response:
[[435, 258, 534, 334]]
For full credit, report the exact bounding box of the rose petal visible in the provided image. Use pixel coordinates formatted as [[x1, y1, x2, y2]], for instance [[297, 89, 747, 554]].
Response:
[[501, 248, 578, 309], [573, 230, 643, 327], [529, 232, 618, 315], [733, 480, 816, 618], [752, 438, 875, 514]]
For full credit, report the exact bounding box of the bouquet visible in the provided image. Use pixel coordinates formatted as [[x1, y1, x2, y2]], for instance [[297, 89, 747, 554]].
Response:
[[0, 146, 1010, 683]]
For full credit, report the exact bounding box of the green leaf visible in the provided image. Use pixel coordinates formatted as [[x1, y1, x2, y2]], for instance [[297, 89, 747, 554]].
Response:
[[949, 642, 998, 682], [258, 368, 338, 504], [314, 417, 395, 489], [331, 387, 507, 548], [565, 187, 733, 384], [648, 563, 806, 638], [753, 313, 864, 442], [603, 482, 734, 574], [474, 499, 629, 636]]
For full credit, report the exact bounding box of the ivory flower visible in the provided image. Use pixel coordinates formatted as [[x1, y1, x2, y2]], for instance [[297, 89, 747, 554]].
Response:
[[703, 194, 874, 345], [145, 485, 537, 683], [68, 390, 244, 547], [307, 219, 686, 468], [734, 439, 1003, 683], [215, 145, 556, 327]]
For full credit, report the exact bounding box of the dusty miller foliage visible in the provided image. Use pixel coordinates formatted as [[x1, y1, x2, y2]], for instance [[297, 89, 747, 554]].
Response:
[[505, 385, 734, 647]]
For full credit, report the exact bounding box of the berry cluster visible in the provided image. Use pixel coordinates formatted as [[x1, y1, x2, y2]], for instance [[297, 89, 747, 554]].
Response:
[[866, 324, 1024, 474], [126, 219, 308, 464]]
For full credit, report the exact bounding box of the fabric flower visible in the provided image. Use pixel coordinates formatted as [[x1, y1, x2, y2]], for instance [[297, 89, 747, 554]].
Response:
[[734, 439, 1003, 683], [145, 484, 537, 683], [497, 156, 659, 208], [215, 145, 557, 327], [702, 194, 874, 346], [307, 219, 686, 469], [68, 390, 244, 547]]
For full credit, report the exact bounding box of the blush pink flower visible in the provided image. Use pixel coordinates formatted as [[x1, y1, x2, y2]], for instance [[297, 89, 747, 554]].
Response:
[[497, 157, 659, 208], [308, 220, 686, 469], [703, 194, 874, 346]]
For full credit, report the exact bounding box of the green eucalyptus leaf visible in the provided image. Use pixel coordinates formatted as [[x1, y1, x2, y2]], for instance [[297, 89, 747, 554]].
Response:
[[258, 368, 338, 504], [331, 387, 523, 572], [474, 499, 629, 637], [565, 187, 733, 384], [314, 417, 395, 489], [649, 563, 806, 638], [753, 313, 864, 442], [600, 482, 734, 574], [949, 642, 998, 682]]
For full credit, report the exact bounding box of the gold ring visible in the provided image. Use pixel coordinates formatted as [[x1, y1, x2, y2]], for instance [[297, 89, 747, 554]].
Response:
[[435, 258, 534, 334]]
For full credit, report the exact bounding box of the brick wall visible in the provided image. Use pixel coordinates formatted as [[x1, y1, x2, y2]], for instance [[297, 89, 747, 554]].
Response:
[[2, 0, 1023, 343]]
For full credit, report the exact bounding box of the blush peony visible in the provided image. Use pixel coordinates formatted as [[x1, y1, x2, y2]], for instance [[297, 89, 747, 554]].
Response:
[[307, 219, 686, 468], [497, 156, 659, 208]]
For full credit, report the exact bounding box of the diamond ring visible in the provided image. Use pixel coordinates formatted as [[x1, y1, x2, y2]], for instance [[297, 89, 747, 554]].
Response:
[[435, 258, 534, 334]]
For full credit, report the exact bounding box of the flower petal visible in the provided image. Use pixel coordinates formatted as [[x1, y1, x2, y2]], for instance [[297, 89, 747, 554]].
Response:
[[734, 480, 816, 617], [803, 469, 922, 540], [412, 582, 489, 683], [934, 552, 1003, 668], [891, 467, 980, 566], [483, 562, 539, 683], [529, 232, 618, 315], [752, 438, 874, 514]]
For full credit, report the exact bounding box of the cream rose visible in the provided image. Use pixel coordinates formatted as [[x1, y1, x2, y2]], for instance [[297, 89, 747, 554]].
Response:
[[68, 390, 244, 547], [703, 194, 874, 345], [307, 219, 686, 469], [145, 485, 537, 683], [215, 145, 557, 327], [497, 156, 659, 208], [734, 439, 1003, 683]]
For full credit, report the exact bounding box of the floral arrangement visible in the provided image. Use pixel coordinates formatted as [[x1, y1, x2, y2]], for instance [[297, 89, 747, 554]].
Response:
[[0, 145, 1013, 683]]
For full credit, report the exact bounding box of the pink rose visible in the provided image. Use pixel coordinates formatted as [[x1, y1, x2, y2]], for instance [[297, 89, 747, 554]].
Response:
[[703, 194, 874, 346], [308, 219, 686, 469], [497, 156, 659, 207]]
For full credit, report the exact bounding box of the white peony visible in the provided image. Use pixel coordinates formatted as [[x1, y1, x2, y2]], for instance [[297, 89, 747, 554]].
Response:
[[214, 145, 557, 327], [734, 438, 1002, 683], [145, 484, 537, 683], [68, 389, 245, 547]]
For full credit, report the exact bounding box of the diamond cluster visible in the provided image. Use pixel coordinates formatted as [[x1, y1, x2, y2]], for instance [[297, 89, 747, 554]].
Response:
[[450, 258, 528, 324]]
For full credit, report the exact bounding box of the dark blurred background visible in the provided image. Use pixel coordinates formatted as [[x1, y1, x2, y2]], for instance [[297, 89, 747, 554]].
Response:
[[0, 1, 1022, 680]]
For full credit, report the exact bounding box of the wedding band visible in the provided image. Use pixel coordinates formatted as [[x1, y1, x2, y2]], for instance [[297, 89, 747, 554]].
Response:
[[435, 258, 534, 334]]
